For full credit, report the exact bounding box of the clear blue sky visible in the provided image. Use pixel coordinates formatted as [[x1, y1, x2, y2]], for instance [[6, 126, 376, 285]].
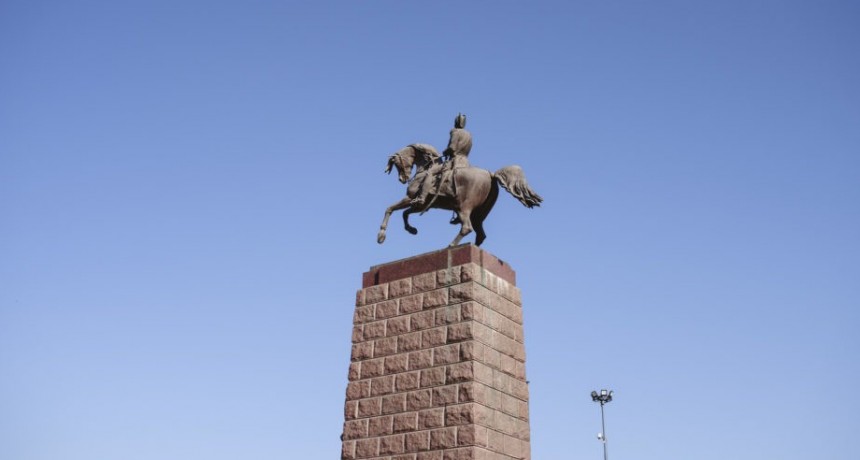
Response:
[[2, 1, 858, 459]]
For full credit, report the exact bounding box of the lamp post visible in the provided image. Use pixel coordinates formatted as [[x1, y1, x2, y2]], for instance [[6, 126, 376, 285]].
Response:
[[591, 389, 613, 460]]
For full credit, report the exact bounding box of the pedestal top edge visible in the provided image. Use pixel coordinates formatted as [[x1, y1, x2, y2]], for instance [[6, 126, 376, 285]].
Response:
[[362, 244, 516, 287]]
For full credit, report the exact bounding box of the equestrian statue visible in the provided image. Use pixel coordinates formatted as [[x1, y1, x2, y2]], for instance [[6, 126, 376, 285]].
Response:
[[377, 114, 543, 247]]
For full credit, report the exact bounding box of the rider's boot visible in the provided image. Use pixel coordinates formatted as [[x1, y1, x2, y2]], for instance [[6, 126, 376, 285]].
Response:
[[411, 174, 434, 207]]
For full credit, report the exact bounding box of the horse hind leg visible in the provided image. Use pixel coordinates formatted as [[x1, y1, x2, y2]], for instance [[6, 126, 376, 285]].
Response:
[[470, 180, 498, 247], [449, 210, 473, 247], [472, 215, 487, 246]]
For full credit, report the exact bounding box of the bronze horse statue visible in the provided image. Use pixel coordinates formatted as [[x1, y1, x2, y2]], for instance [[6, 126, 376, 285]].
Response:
[[378, 144, 543, 247]]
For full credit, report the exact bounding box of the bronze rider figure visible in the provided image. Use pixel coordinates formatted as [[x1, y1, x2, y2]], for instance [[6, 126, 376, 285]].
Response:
[[410, 113, 473, 210]]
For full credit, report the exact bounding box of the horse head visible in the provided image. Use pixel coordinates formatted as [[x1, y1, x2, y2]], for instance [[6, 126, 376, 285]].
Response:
[[385, 146, 417, 184]]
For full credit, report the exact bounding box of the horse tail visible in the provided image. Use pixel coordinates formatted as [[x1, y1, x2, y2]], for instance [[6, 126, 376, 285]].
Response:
[[493, 166, 543, 208]]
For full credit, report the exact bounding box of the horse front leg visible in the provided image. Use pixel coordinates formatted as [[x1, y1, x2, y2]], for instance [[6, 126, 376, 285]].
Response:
[[403, 208, 418, 235], [378, 197, 412, 244], [448, 209, 473, 247]]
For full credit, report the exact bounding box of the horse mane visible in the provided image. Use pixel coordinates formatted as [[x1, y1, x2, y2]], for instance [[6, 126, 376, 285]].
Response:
[[409, 143, 441, 173]]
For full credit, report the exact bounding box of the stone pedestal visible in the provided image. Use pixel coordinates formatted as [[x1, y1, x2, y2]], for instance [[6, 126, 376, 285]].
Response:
[[342, 244, 530, 460]]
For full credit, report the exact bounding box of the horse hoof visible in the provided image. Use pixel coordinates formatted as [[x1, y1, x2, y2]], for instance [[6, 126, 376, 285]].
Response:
[[377, 232, 386, 244], [406, 227, 418, 235]]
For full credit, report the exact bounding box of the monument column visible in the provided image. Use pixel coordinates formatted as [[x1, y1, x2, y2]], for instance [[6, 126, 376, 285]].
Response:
[[341, 244, 531, 460]]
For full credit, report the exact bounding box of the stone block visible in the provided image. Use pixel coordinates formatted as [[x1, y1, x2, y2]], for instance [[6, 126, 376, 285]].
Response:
[[460, 302, 484, 322], [446, 362, 474, 384], [445, 403, 475, 426], [354, 305, 375, 324], [398, 332, 422, 353], [412, 272, 437, 292], [422, 328, 447, 348], [355, 438, 379, 458], [432, 384, 458, 406], [420, 367, 446, 387], [504, 433, 526, 458], [487, 428, 505, 454], [436, 267, 461, 286], [430, 427, 458, 449], [442, 447, 474, 460], [385, 354, 409, 374], [358, 397, 382, 418], [423, 288, 449, 308], [471, 404, 491, 426], [374, 337, 398, 357], [433, 344, 460, 366], [435, 305, 461, 326], [377, 299, 400, 319], [343, 440, 356, 460], [343, 419, 367, 440], [471, 321, 493, 347], [472, 361, 494, 387], [348, 362, 360, 381], [345, 400, 358, 420], [400, 294, 424, 314], [352, 325, 364, 343], [389, 278, 413, 298], [387, 316, 411, 336], [407, 389, 432, 411], [396, 371, 420, 392], [393, 412, 418, 433], [382, 393, 406, 414], [457, 382, 482, 404], [457, 425, 488, 447], [371, 376, 395, 397], [447, 322, 474, 342], [482, 386, 501, 411], [418, 408, 445, 430], [411, 311, 435, 331], [517, 398, 529, 420], [459, 341, 484, 362], [459, 263, 480, 283], [499, 354, 517, 378], [408, 350, 433, 370], [511, 379, 529, 401], [417, 451, 442, 460], [449, 283, 476, 303], [405, 431, 430, 452], [352, 342, 374, 361], [380, 434, 405, 455], [368, 415, 393, 436], [514, 417, 530, 441], [347, 380, 370, 400], [491, 410, 516, 437], [364, 284, 389, 304], [361, 358, 385, 379]]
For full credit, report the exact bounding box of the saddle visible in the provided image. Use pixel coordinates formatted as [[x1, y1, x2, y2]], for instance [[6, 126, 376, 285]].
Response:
[[425, 165, 457, 200], [416, 164, 459, 218]]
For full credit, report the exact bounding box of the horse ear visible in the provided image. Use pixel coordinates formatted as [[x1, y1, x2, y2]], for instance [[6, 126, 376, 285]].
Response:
[[384, 155, 394, 174]]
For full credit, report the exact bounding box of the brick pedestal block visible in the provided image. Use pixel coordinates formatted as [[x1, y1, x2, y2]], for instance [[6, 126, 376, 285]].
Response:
[[342, 244, 530, 460]]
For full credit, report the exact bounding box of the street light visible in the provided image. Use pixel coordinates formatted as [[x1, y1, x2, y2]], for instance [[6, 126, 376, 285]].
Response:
[[591, 389, 614, 460]]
